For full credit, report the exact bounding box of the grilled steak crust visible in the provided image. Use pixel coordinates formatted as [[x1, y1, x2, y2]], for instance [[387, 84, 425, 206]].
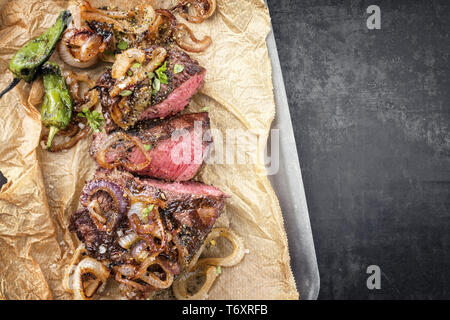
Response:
[[97, 46, 205, 131], [90, 112, 212, 181], [69, 168, 228, 269]]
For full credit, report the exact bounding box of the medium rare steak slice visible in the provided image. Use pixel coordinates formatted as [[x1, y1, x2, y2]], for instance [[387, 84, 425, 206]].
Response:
[[90, 112, 212, 181], [97, 46, 205, 131], [69, 168, 228, 295]]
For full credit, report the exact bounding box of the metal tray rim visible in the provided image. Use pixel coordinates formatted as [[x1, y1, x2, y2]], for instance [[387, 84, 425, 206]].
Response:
[[266, 22, 320, 300]]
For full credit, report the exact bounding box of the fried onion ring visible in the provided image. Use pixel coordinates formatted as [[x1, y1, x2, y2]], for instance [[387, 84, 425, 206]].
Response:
[[72, 257, 110, 300], [172, 265, 217, 300], [174, 23, 212, 53], [95, 131, 153, 171], [176, 0, 217, 23]]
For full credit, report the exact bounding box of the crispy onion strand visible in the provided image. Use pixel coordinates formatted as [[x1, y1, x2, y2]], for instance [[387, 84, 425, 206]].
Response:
[[96, 131, 153, 171], [58, 28, 103, 68], [109, 47, 167, 98], [193, 227, 245, 268], [42, 126, 91, 153], [72, 257, 110, 300], [174, 23, 212, 53], [63, 244, 87, 294], [176, 0, 217, 24], [80, 1, 156, 35], [136, 256, 175, 289], [173, 265, 217, 300], [173, 227, 245, 300]]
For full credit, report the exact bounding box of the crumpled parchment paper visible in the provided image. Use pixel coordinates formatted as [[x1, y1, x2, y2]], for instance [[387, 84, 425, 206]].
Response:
[[0, 0, 298, 299]]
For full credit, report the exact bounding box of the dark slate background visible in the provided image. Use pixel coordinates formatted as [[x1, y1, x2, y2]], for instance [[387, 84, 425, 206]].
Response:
[[266, 0, 450, 299], [0, 0, 448, 301]]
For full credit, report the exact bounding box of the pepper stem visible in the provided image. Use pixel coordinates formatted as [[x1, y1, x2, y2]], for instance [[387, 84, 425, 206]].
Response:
[[47, 126, 59, 150], [0, 78, 20, 100]]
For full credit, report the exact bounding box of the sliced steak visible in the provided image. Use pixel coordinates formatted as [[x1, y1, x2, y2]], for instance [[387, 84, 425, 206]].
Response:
[[90, 112, 212, 181], [69, 168, 228, 271], [97, 46, 205, 131]]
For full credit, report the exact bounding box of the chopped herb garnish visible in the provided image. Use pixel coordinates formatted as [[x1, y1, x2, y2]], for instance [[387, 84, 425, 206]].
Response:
[[152, 77, 161, 95], [117, 40, 128, 50], [216, 265, 222, 275], [132, 63, 141, 69], [127, 70, 133, 76], [77, 108, 105, 133], [119, 90, 133, 96], [103, 49, 115, 58], [155, 61, 168, 84], [199, 106, 210, 112], [143, 144, 152, 151], [173, 64, 184, 74], [142, 204, 155, 218]]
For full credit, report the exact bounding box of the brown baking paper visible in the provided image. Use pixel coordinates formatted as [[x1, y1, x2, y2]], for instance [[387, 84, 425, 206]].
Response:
[[0, 0, 298, 299]]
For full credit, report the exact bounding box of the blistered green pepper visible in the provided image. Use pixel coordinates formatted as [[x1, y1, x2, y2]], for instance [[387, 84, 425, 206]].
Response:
[[40, 62, 72, 149], [0, 10, 71, 99]]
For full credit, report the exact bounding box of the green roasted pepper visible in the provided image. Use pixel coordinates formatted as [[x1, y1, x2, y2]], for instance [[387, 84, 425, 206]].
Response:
[[0, 10, 71, 99], [40, 62, 72, 149]]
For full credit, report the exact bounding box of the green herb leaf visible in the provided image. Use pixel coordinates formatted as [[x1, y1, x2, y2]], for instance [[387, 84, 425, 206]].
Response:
[[155, 61, 168, 84], [173, 64, 184, 74], [152, 77, 160, 94], [132, 63, 141, 69], [199, 106, 210, 112], [142, 204, 155, 218], [143, 144, 152, 151], [77, 109, 105, 133], [127, 70, 133, 76], [117, 40, 128, 50], [216, 265, 222, 275], [119, 90, 133, 97]]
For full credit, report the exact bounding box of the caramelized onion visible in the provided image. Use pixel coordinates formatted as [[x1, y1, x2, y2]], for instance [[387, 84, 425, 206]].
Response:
[[111, 48, 146, 79], [136, 256, 174, 289], [109, 47, 167, 97], [194, 227, 245, 268], [72, 257, 110, 300], [96, 131, 153, 171], [43, 126, 91, 153], [176, 0, 217, 23], [131, 240, 150, 263], [62, 244, 87, 294], [58, 28, 102, 68], [118, 231, 139, 250], [174, 23, 212, 53], [81, 1, 156, 35], [80, 12, 128, 33], [172, 265, 217, 300], [76, 89, 99, 112], [64, 71, 96, 103], [80, 178, 129, 230], [128, 212, 166, 256], [174, 228, 245, 300], [114, 264, 148, 292]]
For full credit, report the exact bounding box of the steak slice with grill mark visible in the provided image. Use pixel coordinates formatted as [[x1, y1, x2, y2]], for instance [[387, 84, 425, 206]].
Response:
[[97, 46, 205, 131], [69, 168, 229, 271], [90, 112, 212, 181]]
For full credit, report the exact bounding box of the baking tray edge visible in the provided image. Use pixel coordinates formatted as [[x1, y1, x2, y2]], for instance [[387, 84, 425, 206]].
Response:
[[266, 23, 320, 300]]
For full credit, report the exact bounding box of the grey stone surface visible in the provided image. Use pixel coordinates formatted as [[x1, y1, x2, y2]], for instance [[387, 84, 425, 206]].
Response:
[[267, 0, 450, 299]]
